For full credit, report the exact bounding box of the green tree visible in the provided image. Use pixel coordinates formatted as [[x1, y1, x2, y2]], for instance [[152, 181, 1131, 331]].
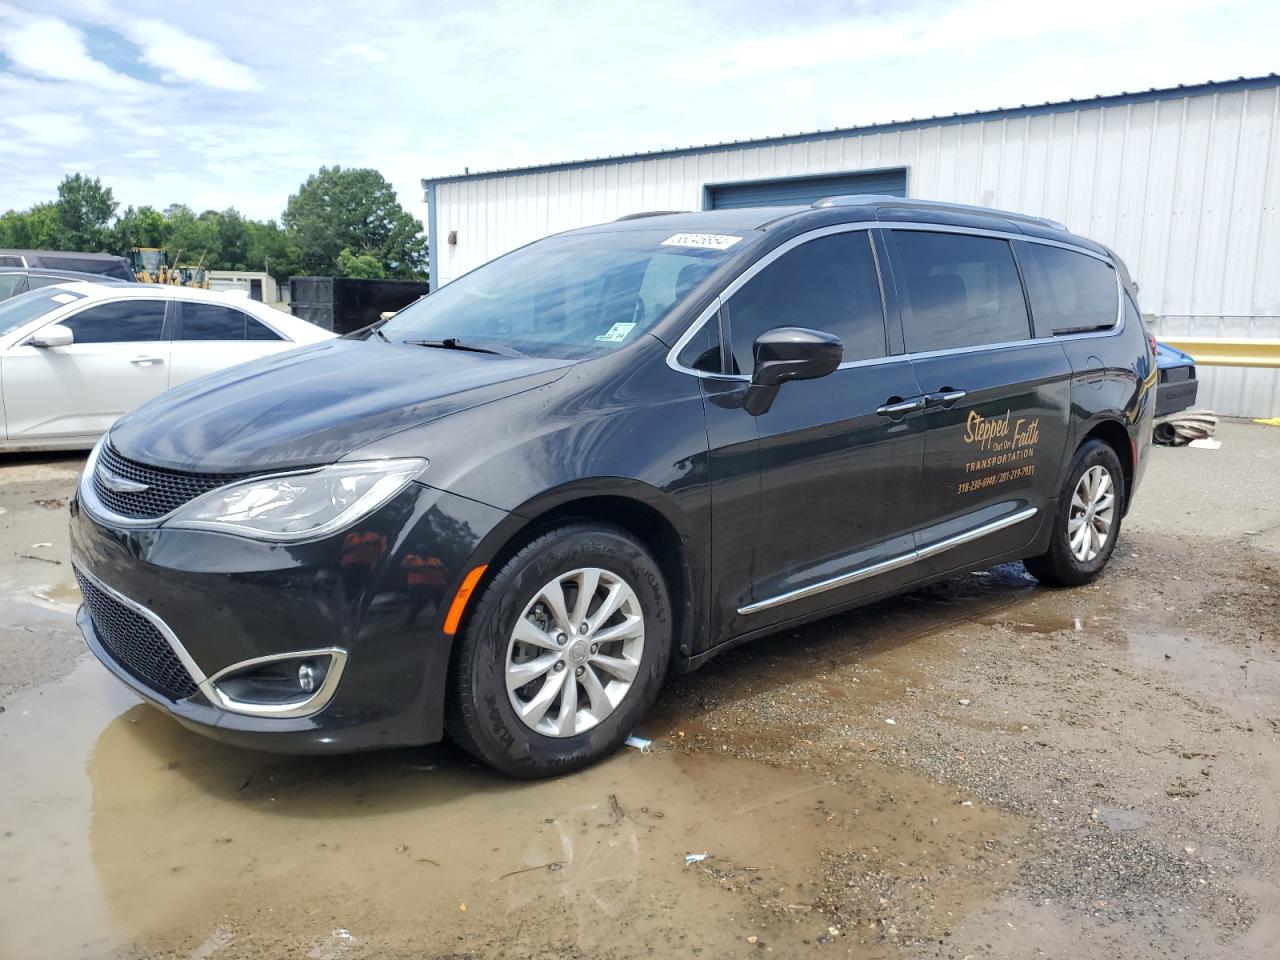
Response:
[[282, 166, 429, 279], [336, 246, 386, 279], [211, 208, 252, 270], [113, 205, 169, 251], [0, 203, 66, 248], [163, 204, 221, 266], [245, 219, 303, 280], [56, 174, 117, 251]]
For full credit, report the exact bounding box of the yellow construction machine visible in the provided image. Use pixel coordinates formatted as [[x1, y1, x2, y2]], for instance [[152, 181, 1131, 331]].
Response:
[[129, 247, 209, 288]]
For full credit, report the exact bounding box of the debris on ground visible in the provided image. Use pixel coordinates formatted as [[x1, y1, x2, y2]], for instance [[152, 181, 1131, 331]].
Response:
[[1154, 409, 1218, 446], [17, 554, 61, 565], [685, 852, 708, 866], [624, 734, 652, 752], [1188, 437, 1222, 450]]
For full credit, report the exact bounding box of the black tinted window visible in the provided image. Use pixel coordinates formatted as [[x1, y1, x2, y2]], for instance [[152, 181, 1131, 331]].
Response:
[[726, 231, 885, 375], [1017, 242, 1117, 334], [891, 232, 1031, 351], [62, 300, 165, 343], [246, 317, 283, 341], [181, 302, 247, 340]]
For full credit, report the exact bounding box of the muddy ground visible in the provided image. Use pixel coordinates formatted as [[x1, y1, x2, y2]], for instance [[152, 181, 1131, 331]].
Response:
[[1, 422, 1277, 960]]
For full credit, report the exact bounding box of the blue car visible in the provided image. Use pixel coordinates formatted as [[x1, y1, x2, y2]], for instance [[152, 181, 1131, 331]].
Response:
[[1154, 341, 1197, 416]]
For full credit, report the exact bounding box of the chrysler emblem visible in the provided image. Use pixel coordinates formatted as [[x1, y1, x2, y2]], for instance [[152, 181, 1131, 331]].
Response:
[[96, 467, 149, 494]]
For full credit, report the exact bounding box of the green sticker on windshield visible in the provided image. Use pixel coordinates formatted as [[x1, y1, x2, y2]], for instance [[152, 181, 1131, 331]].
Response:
[[595, 322, 637, 343]]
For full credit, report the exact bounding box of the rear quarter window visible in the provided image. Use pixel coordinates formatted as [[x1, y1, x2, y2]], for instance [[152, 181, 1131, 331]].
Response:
[[1016, 242, 1118, 335]]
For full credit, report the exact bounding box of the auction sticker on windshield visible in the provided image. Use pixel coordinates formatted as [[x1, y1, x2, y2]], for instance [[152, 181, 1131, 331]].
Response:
[[595, 321, 637, 342], [661, 233, 742, 250]]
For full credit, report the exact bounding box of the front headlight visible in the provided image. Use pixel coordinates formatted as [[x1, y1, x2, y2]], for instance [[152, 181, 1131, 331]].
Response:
[[165, 458, 426, 542]]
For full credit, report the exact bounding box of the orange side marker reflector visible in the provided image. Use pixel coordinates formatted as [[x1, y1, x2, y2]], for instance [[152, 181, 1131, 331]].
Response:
[[443, 565, 487, 635]]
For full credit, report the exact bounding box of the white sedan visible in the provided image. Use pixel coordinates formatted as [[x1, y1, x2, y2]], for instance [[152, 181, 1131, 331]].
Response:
[[0, 282, 335, 452]]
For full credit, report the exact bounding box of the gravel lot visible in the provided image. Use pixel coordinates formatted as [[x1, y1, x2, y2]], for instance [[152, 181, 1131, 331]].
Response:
[[1, 422, 1277, 959]]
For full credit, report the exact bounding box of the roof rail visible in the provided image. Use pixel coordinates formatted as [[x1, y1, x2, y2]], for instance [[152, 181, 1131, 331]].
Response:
[[615, 210, 688, 221], [811, 195, 1067, 231]]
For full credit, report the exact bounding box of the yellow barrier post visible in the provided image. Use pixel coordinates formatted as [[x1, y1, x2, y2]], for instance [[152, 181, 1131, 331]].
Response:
[[1160, 338, 1280, 368]]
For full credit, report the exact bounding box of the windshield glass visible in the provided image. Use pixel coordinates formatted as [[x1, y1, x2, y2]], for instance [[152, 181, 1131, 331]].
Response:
[[0, 287, 85, 337], [381, 230, 744, 359], [134, 249, 164, 272]]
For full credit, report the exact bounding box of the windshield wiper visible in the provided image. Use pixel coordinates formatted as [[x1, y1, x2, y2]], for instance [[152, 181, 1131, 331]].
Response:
[[402, 337, 525, 358]]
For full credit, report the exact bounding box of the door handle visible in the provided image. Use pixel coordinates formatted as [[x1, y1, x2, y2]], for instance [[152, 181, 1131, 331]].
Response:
[[924, 389, 967, 409], [130, 356, 164, 366], [876, 396, 926, 418]]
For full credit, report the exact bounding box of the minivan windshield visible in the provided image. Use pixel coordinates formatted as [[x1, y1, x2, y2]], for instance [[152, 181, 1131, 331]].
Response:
[[0, 286, 86, 337], [381, 230, 743, 360]]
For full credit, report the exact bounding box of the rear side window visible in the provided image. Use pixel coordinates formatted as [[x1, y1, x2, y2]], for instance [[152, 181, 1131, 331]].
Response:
[[61, 300, 166, 343], [246, 317, 284, 341], [725, 231, 886, 375], [181, 302, 248, 340], [1017, 242, 1118, 334], [890, 231, 1031, 352]]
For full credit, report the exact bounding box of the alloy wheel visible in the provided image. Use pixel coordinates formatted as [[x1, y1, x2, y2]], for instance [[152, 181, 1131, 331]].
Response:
[[505, 567, 645, 737], [1068, 464, 1116, 562]]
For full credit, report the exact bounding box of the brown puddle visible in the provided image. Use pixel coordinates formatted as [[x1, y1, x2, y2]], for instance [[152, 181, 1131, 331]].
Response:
[[1, 655, 1029, 959], [1125, 630, 1280, 721]]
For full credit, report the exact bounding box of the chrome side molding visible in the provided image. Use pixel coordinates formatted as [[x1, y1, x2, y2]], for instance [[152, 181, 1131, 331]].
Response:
[[738, 506, 1038, 616]]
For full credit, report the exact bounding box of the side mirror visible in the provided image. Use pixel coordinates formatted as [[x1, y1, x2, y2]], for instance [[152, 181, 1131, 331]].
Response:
[[30, 324, 74, 348], [743, 326, 842, 416]]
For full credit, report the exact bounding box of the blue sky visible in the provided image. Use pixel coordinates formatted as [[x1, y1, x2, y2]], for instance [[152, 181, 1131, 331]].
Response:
[[1, 0, 1277, 223]]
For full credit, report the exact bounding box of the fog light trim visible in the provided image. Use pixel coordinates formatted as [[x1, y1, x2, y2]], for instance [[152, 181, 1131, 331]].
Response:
[[204, 648, 348, 719]]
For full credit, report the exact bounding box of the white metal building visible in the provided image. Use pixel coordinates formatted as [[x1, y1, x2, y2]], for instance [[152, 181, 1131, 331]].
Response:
[[422, 75, 1280, 417]]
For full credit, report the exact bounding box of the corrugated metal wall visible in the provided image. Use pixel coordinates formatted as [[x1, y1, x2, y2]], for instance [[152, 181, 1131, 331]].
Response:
[[431, 83, 1280, 417]]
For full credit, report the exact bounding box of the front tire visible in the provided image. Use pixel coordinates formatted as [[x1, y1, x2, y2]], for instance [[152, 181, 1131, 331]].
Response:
[[446, 523, 672, 778], [1024, 439, 1125, 587]]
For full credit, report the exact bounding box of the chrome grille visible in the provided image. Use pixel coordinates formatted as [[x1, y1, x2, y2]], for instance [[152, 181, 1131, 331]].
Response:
[[74, 568, 198, 700], [92, 444, 249, 520]]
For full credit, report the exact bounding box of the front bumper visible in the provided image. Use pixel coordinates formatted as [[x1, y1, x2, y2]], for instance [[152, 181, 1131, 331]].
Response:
[[70, 481, 509, 753]]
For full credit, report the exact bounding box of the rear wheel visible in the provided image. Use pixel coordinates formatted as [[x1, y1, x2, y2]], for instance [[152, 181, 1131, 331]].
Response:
[[446, 523, 671, 778], [1024, 439, 1124, 587]]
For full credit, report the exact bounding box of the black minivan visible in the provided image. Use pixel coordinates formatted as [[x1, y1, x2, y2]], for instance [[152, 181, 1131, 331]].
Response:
[[71, 196, 1155, 776]]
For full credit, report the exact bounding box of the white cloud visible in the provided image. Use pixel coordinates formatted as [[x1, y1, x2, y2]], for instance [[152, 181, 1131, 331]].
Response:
[[715, 0, 1232, 77], [0, 16, 140, 90], [332, 42, 391, 65], [0, 0, 1278, 224], [6, 113, 88, 146], [124, 21, 260, 91]]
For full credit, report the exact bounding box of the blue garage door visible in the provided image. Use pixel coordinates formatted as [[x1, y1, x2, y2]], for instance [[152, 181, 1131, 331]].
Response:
[[706, 168, 907, 209]]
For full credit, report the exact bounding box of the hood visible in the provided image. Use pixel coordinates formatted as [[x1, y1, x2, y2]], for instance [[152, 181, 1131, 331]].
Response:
[[108, 338, 573, 472]]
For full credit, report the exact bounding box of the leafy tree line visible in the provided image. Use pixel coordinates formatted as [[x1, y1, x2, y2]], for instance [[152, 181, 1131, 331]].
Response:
[[0, 168, 429, 281]]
